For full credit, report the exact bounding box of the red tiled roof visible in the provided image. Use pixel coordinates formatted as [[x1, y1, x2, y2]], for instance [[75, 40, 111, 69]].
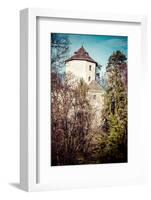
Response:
[[65, 46, 97, 65]]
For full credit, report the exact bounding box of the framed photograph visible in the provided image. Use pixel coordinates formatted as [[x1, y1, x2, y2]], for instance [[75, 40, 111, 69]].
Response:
[[20, 8, 147, 191]]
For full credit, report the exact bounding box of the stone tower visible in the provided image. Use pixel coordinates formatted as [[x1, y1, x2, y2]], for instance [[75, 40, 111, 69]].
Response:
[[65, 46, 97, 84], [65, 46, 105, 126]]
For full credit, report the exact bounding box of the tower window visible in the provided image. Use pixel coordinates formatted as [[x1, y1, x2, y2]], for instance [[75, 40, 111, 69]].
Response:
[[93, 95, 96, 100], [89, 65, 92, 71], [88, 76, 91, 82]]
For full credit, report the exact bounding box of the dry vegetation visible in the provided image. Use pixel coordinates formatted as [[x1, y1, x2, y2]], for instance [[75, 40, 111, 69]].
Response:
[[51, 34, 127, 166]]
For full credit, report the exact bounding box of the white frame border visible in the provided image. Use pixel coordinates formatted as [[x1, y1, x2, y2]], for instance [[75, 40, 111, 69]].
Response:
[[20, 8, 147, 192]]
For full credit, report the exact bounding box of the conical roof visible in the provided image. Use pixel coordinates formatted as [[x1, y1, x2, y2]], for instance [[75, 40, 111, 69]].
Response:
[[65, 46, 97, 65]]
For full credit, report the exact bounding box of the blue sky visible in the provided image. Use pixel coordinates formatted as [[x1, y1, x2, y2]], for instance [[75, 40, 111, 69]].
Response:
[[52, 33, 128, 74], [63, 33, 127, 72]]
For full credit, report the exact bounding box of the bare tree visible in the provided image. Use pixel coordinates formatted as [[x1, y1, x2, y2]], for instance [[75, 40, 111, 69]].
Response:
[[51, 74, 97, 166], [51, 33, 70, 74]]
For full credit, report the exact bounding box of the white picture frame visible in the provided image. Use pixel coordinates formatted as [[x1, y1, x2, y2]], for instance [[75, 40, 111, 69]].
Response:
[[20, 8, 147, 192]]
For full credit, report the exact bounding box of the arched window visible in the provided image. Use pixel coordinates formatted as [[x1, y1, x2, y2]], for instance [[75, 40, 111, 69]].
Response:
[[89, 65, 92, 71], [88, 76, 91, 82]]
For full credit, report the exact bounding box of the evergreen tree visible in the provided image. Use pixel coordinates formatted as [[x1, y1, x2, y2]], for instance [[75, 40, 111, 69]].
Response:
[[101, 51, 128, 163], [107, 50, 127, 67]]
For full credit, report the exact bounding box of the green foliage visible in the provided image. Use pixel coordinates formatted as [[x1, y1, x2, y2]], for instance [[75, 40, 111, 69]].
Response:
[[100, 51, 128, 163], [107, 50, 127, 68], [51, 49, 128, 165]]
